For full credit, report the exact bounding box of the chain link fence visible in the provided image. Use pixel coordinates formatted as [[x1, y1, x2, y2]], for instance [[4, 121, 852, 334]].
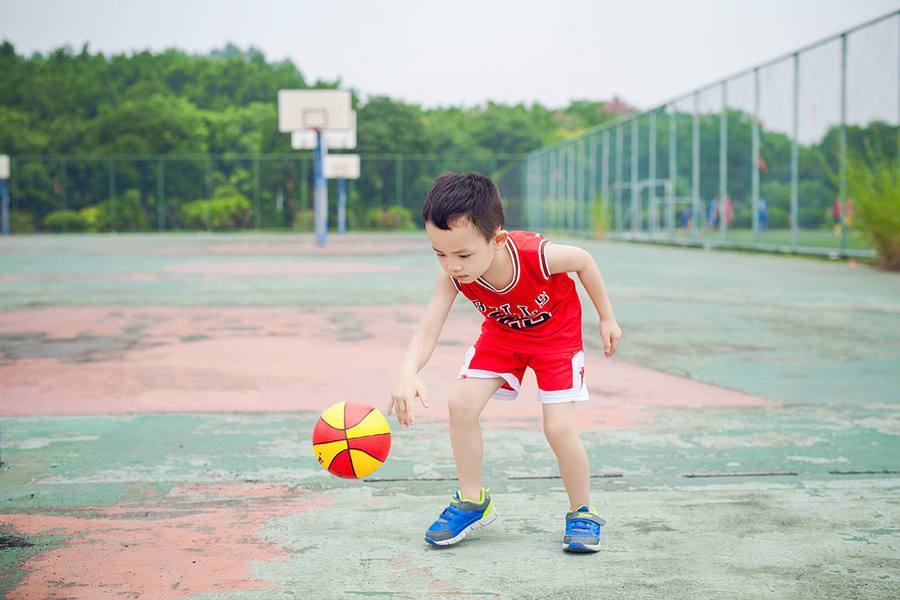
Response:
[[6, 12, 896, 248], [510, 10, 899, 257], [5, 153, 524, 233]]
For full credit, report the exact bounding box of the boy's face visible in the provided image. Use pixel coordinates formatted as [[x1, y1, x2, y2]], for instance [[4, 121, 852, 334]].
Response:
[[425, 217, 507, 284]]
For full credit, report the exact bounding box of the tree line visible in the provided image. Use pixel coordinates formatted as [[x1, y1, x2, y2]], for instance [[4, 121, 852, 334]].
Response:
[[0, 42, 628, 231], [0, 41, 894, 233]]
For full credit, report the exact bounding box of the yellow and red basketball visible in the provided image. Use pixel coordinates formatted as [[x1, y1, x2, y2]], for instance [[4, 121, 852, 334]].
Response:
[[312, 401, 391, 479]]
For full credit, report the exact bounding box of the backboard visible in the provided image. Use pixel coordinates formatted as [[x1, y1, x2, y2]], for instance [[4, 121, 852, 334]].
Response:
[[278, 89, 351, 132], [323, 154, 361, 180], [291, 112, 357, 150]]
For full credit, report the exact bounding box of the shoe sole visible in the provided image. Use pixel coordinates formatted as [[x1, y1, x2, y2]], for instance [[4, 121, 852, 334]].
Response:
[[563, 541, 600, 553], [425, 511, 496, 546]]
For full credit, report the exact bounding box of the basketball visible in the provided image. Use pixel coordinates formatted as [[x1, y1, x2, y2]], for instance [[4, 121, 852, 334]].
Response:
[[312, 401, 392, 479]]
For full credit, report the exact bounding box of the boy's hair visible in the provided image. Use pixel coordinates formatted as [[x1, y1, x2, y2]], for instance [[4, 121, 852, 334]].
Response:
[[422, 172, 504, 241]]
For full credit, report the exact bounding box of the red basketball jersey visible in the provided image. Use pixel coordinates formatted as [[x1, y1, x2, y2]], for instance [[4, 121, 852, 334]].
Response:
[[450, 231, 582, 353]]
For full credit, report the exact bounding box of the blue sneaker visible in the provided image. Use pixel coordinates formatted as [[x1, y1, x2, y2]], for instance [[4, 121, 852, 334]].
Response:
[[563, 504, 606, 552], [424, 487, 495, 546]]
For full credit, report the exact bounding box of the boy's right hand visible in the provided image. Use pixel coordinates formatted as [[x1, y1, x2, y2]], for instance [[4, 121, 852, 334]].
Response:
[[388, 371, 430, 428]]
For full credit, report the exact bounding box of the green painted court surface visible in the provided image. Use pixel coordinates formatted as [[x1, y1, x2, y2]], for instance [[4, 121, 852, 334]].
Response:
[[1, 233, 898, 599], [658, 227, 872, 251]]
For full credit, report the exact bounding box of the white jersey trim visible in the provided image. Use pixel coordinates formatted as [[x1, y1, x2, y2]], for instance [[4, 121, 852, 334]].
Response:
[[538, 239, 551, 279]]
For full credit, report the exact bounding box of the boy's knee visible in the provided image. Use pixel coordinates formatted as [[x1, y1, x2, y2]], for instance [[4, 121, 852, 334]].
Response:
[[543, 417, 576, 446], [448, 388, 482, 424]]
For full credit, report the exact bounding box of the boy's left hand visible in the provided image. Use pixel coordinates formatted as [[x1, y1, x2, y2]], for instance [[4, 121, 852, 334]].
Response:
[[599, 319, 622, 358]]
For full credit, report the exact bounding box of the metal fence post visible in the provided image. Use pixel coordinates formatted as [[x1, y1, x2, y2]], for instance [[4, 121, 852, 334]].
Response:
[[561, 146, 567, 229], [649, 110, 657, 232], [545, 153, 551, 229], [536, 155, 544, 230], [588, 135, 597, 229], [395, 155, 402, 206], [205, 156, 212, 231], [568, 143, 576, 230], [550, 150, 556, 229], [630, 119, 639, 233], [752, 68, 761, 242], [254, 154, 261, 229], [558, 147, 565, 229], [544, 153, 550, 228], [555, 148, 562, 229], [556, 148, 561, 229], [602, 130, 610, 233], [563, 146, 569, 229], [615, 125, 624, 232], [573, 142, 580, 230], [529, 156, 535, 229], [692, 93, 700, 239], [719, 81, 728, 239], [60, 159, 69, 232], [108, 159, 117, 232], [525, 158, 532, 228], [839, 33, 848, 252], [157, 157, 165, 232], [668, 105, 676, 234], [536, 155, 542, 230], [565, 145, 571, 230], [548, 151, 554, 229], [790, 52, 800, 250], [577, 139, 586, 230]]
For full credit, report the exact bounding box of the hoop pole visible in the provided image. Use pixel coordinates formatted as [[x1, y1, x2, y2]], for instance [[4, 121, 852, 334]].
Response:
[[337, 178, 347, 233], [0, 179, 9, 236], [314, 130, 328, 246]]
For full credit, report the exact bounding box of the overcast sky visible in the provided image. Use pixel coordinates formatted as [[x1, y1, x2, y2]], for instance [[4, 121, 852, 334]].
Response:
[[1, 0, 897, 110]]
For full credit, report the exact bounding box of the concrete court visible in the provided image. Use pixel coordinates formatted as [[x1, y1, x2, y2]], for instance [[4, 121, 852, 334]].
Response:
[[0, 232, 898, 599]]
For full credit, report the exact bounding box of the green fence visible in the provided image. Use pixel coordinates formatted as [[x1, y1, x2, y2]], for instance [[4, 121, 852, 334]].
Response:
[[6, 153, 526, 234], [513, 10, 899, 257]]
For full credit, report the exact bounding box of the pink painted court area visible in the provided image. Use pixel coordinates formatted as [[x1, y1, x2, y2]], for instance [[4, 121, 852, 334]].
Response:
[[0, 233, 897, 599], [0, 305, 776, 424]]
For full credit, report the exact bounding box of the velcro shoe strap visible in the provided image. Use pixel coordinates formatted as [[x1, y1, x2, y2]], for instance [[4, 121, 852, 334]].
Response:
[[566, 512, 607, 527]]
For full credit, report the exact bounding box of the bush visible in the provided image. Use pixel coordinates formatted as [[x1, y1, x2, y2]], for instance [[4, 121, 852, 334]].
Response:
[[364, 205, 416, 231], [9, 209, 34, 233], [79, 189, 148, 232], [293, 209, 314, 231], [767, 205, 790, 229], [590, 196, 611, 239], [43, 210, 88, 232], [79, 206, 101, 231], [181, 191, 252, 230], [846, 155, 900, 270]]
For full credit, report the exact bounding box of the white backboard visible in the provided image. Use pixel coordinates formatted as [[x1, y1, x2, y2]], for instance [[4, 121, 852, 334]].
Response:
[[0, 155, 8, 180], [278, 89, 351, 132], [291, 112, 357, 150], [324, 154, 361, 180]]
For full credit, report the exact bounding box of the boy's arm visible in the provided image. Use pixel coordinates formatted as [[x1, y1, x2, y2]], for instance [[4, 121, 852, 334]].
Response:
[[388, 272, 458, 428], [544, 243, 623, 358]]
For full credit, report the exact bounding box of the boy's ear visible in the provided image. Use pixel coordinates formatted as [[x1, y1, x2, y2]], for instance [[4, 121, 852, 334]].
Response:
[[493, 229, 508, 247]]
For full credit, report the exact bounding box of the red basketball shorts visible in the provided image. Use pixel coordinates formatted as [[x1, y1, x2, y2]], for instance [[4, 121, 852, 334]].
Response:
[[457, 337, 588, 404]]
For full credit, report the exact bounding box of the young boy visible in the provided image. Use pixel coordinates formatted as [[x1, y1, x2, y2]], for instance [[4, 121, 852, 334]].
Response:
[[388, 172, 622, 553]]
